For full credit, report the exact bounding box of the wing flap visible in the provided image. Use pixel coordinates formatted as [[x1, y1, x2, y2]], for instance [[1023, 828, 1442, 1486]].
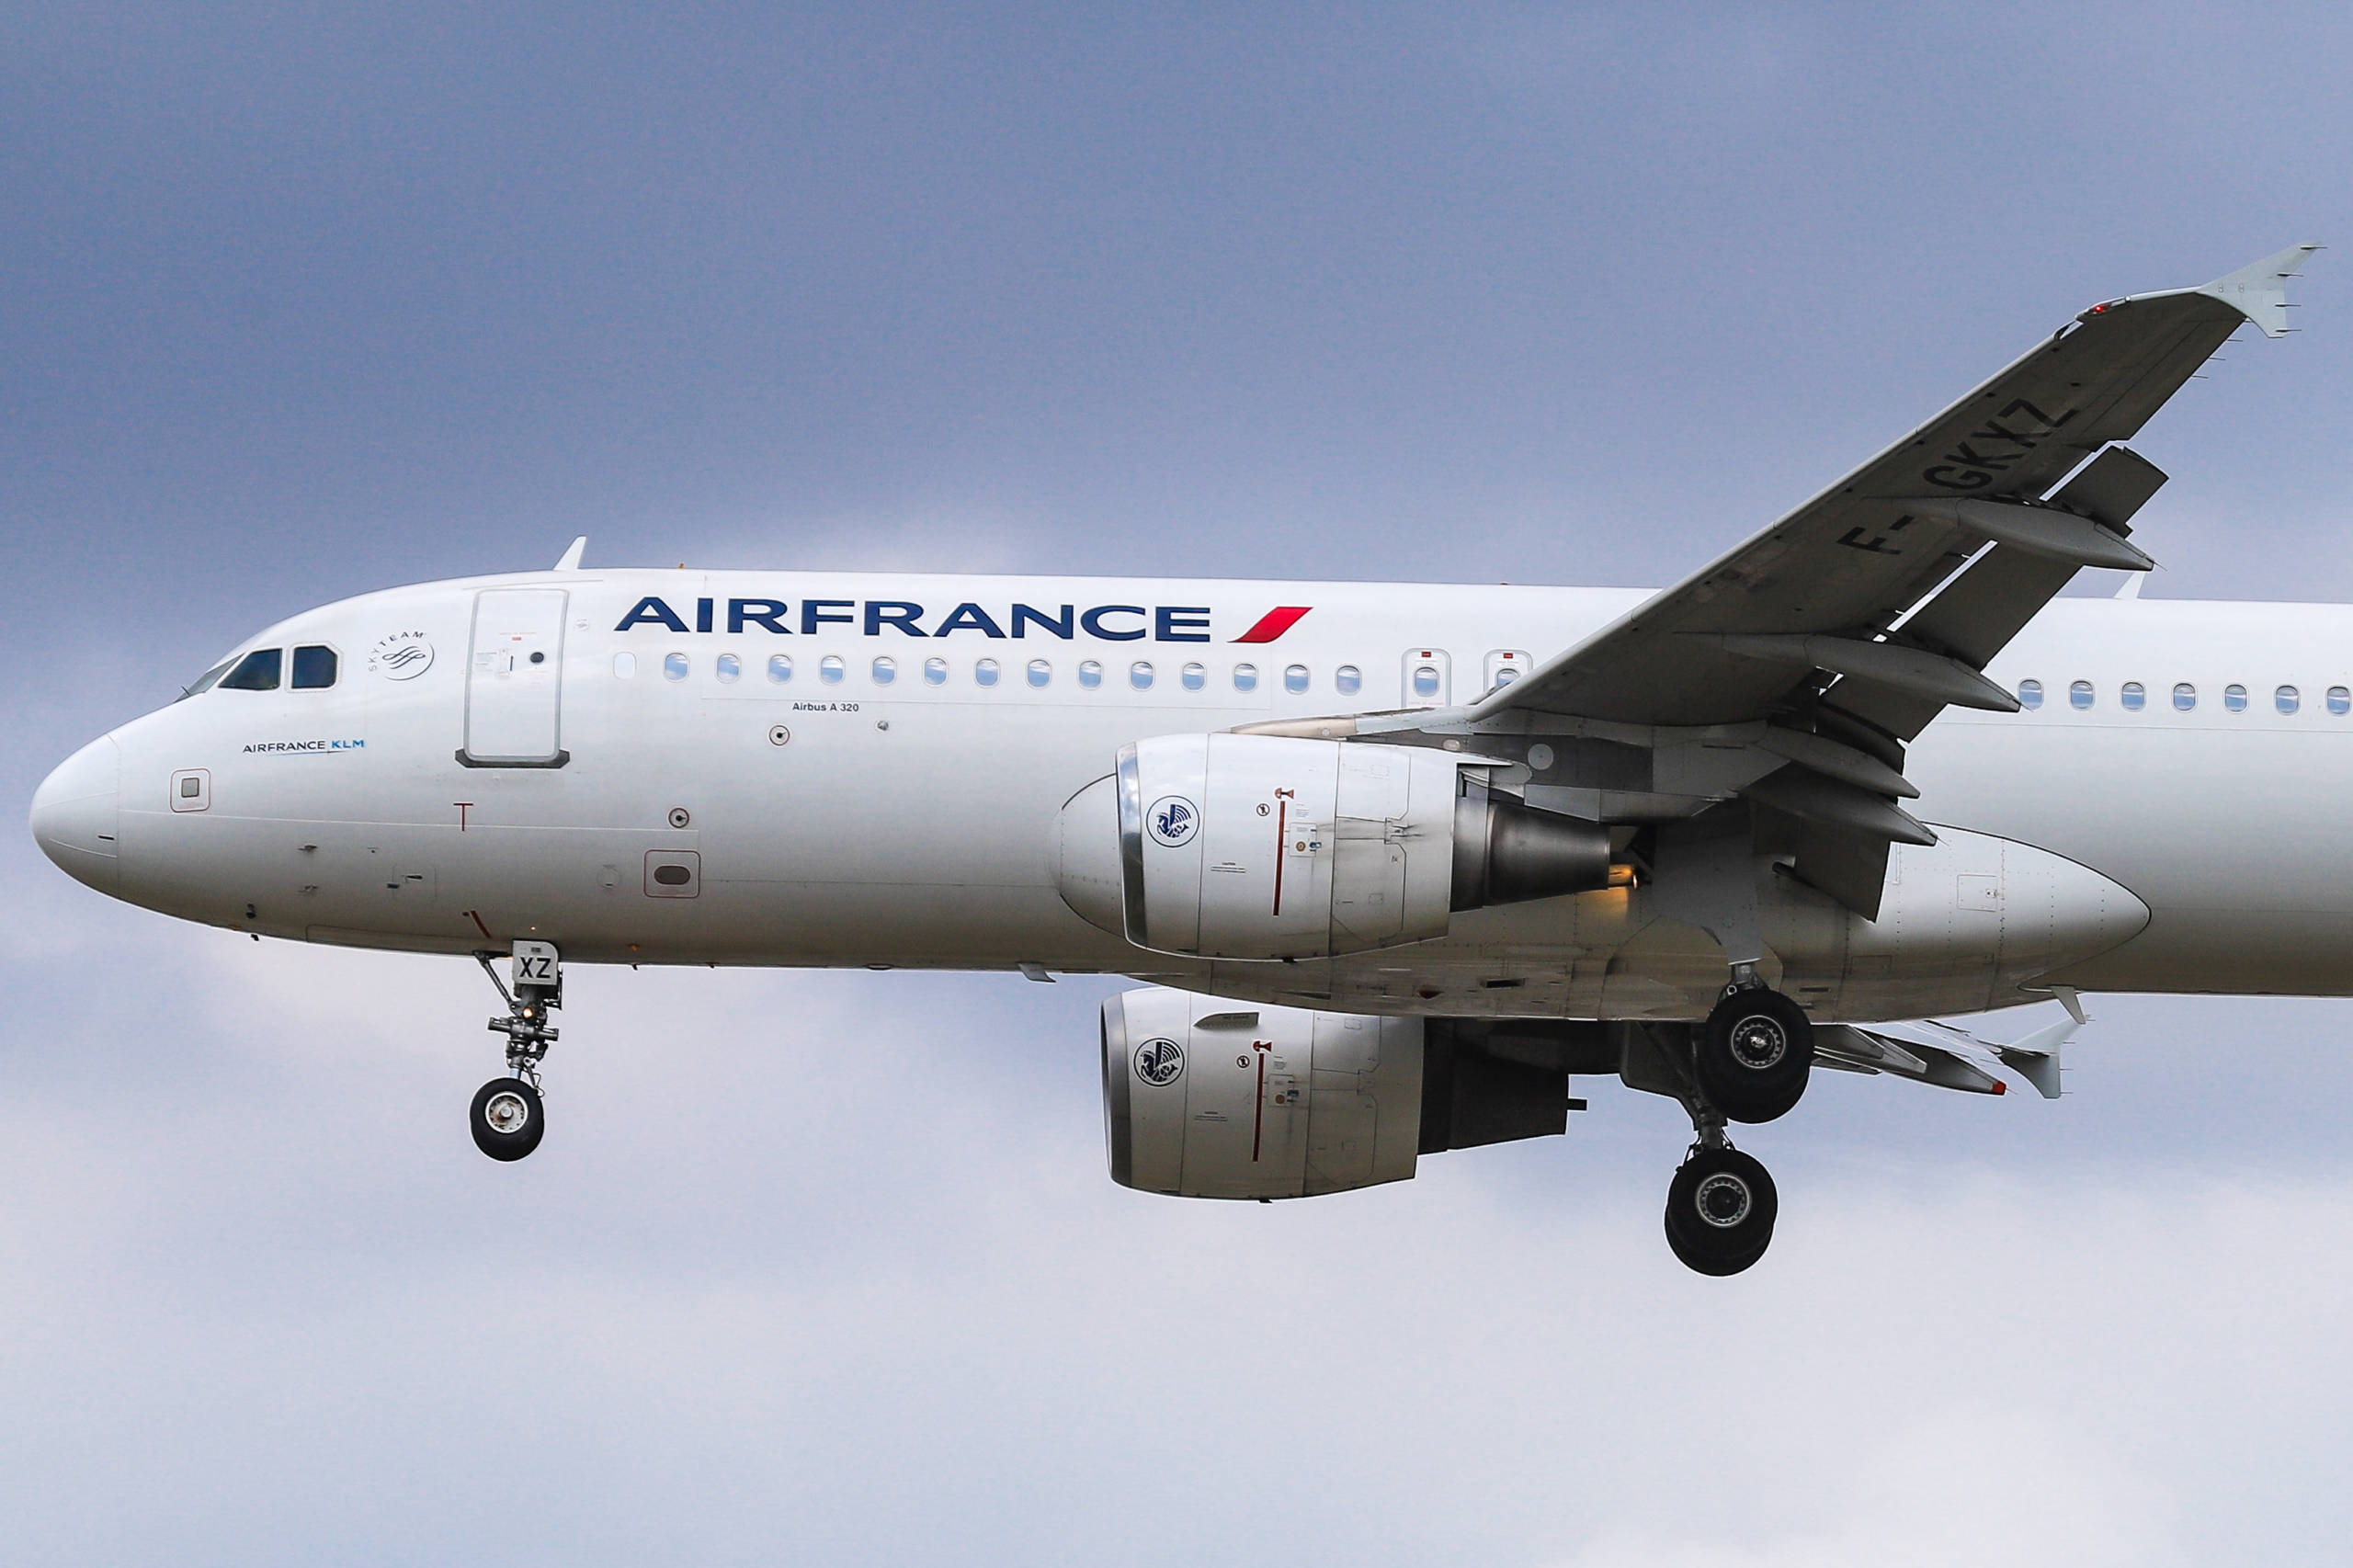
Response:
[[1786, 822, 1893, 921], [1828, 445, 2172, 740]]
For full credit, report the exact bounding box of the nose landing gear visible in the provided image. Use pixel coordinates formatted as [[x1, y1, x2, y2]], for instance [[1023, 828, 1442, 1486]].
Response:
[[472, 942, 560, 1161]]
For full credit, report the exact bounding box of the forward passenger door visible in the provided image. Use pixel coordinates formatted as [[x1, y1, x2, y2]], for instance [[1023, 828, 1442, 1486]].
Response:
[[461, 588, 570, 767]]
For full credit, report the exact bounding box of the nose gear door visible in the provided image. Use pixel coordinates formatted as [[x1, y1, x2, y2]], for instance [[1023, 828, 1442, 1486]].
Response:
[[460, 588, 570, 767]]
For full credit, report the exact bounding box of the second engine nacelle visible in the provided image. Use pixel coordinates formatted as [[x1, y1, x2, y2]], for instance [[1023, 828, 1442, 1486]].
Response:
[[1103, 985, 1588, 1200], [1054, 733, 1614, 960]]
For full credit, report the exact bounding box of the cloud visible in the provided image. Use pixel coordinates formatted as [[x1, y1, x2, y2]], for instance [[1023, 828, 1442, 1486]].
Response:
[[1552, 1403, 2177, 1568], [3, 922, 2351, 1564]]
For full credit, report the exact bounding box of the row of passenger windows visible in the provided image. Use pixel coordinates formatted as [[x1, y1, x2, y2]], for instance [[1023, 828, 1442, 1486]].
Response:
[[615, 651, 1409, 697], [2017, 678, 2353, 715], [189, 645, 339, 694]]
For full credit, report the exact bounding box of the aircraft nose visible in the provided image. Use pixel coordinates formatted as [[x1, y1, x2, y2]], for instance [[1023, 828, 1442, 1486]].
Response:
[[30, 734, 121, 893]]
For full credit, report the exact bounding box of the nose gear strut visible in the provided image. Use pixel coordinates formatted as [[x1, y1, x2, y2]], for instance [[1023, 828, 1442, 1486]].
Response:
[[471, 942, 561, 1161], [476, 946, 560, 1084]]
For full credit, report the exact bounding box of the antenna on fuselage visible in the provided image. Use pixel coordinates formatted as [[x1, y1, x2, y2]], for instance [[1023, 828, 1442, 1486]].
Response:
[[552, 537, 587, 571]]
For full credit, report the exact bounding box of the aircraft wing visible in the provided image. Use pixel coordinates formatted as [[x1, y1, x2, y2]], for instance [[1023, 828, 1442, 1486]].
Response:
[[1441, 245, 2317, 915], [1814, 1011, 2080, 1098], [1474, 244, 2316, 736]]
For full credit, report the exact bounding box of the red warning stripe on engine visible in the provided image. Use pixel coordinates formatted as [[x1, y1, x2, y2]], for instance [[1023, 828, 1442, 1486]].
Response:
[[1233, 606, 1312, 643]]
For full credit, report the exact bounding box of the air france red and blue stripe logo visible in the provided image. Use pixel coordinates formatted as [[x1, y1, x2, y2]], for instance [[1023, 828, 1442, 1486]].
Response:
[[1232, 606, 1313, 643]]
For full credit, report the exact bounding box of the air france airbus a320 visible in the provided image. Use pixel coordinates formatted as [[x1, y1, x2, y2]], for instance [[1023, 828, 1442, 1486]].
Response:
[[31, 247, 2337, 1273]]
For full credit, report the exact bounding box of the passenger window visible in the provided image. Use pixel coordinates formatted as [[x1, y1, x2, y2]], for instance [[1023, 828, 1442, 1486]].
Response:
[[1412, 664, 1442, 700], [975, 658, 1001, 688], [1181, 662, 1206, 691], [872, 655, 896, 685], [1336, 665, 1362, 696], [1131, 661, 1154, 690], [2278, 685, 2300, 714], [2069, 680, 2094, 710], [1284, 665, 1310, 695], [767, 654, 792, 684], [2174, 682, 2196, 711], [614, 652, 637, 679], [1077, 659, 1103, 689], [664, 653, 689, 681], [2332, 687, 2350, 716], [2120, 681, 2145, 711], [923, 656, 948, 686], [1027, 659, 1051, 688], [2016, 678, 2042, 710], [220, 648, 283, 691], [290, 645, 339, 689], [715, 653, 741, 684], [1233, 663, 1259, 693], [2225, 684, 2248, 712], [820, 655, 845, 685]]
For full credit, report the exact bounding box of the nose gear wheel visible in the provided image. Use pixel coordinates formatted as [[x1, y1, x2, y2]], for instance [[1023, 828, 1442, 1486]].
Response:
[[471, 1076, 545, 1161]]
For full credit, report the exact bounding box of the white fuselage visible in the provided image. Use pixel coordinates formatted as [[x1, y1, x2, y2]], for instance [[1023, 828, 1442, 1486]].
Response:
[[31, 570, 2353, 1023]]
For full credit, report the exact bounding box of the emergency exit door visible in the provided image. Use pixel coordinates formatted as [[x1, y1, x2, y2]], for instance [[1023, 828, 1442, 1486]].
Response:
[[1401, 647, 1451, 707], [461, 589, 570, 767]]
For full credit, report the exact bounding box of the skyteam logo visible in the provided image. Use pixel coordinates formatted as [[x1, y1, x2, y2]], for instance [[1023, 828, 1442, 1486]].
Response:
[[1133, 1037, 1185, 1087], [1147, 795, 1199, 848], [368, 632, 435, 680]]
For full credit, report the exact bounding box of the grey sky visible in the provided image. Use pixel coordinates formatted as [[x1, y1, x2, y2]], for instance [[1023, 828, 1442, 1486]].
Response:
[[7, 6, 2353, 1563]]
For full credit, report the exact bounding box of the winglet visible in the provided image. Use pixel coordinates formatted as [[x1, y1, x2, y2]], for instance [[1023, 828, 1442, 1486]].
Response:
[[1993, 1015, 2079, 1100], [553, 536, 587, 572], [2197, 243, 2322, 337]]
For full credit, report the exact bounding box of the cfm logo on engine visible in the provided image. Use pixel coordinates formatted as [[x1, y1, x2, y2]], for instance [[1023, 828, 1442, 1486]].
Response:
[[1147, 795, 1199, 848], [1133, 1037, 1186, 1087]]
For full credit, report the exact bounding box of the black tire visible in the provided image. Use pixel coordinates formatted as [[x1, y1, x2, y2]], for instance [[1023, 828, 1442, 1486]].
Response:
[[1663, 1146, 1777, 1276], [471, 1076, 545, 1161], [1695, 988, 1813, 1123]]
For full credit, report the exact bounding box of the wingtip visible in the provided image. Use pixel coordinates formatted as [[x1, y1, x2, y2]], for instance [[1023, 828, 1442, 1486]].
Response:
[[2199, 242, 2323, 337], [553, 536, 587, 572]]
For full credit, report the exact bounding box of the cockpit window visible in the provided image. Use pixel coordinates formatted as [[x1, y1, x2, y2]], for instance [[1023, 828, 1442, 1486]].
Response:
[[219, 649, 283, 691], [180, 658, 235, 699], [290, 645, 339, 689]]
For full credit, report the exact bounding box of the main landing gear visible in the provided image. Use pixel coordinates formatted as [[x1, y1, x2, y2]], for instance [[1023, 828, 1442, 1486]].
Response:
[[1620, 978, 1815, 1276], [1665, 978, 1808, 1273], [472, 941, 561, 1162], [1664, 1126, 1779, 1276], [1694, 977, 1814, 1124]]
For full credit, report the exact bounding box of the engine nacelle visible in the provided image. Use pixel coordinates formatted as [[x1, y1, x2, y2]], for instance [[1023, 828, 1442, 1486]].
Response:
[[1054, 733, 1613, 960], [1101, 985, 1591, 1200]]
